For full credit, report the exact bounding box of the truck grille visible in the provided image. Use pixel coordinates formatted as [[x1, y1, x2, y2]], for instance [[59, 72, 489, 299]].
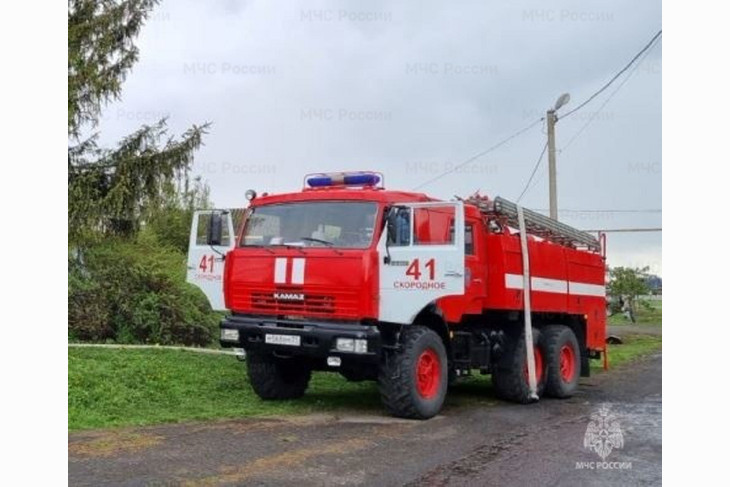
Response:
[[250, 291, 336, 315]]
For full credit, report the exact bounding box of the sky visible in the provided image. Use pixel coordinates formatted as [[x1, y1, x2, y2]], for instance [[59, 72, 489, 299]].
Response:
[[93, 0, 662, 275]]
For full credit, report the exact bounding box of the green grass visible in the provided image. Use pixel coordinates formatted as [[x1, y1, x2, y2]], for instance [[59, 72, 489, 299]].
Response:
[[608, 299, 662, 325], [69, 333, 661, 431], [69, 348, 381, 431], [599, 334, 662, 369]]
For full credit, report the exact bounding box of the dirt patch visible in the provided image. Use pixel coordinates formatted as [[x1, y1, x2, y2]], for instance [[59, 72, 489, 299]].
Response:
[[182, 437, 373, 486], [608, 324, 662, 336], [69, 431, 164, 458], [187, 417, 284, 436]]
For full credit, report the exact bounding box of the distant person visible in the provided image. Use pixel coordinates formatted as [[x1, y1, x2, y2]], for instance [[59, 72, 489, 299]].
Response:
[[622, 295, 636, 323]]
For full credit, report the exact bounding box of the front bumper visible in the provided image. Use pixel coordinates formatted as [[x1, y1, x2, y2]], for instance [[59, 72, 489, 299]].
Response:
[[220, 314, 382, 363]]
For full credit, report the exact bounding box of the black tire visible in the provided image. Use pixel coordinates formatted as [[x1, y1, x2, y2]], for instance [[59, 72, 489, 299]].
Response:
[[246, 350, 311, 400], [378, 326, 448, 419], [540, 325, 581, 398], [492, 328, 546, 403]]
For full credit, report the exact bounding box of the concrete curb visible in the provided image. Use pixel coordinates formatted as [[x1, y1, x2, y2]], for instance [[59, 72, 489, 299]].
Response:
[[68, 343, 246, 358]]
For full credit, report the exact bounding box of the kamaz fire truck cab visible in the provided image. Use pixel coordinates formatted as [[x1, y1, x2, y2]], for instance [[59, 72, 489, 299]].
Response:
[[187, 171, 606, 419]]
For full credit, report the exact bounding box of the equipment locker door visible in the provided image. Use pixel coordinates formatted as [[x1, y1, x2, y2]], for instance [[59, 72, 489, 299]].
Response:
[[463, 218, 487, 310], [186, 210, 235, 310], [377, 201, 465, 324]]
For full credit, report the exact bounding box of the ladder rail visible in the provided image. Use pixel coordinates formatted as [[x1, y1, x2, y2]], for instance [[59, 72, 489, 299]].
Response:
[[466, 195, 600, 252]]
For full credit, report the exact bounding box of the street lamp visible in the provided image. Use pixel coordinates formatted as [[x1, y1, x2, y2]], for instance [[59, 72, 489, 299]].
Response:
[[554, 93, 571, 111]]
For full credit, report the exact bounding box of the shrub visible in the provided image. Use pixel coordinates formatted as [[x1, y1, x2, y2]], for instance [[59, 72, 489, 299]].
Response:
[[68, 261, 112, 342], [68, 232, 219, 346]]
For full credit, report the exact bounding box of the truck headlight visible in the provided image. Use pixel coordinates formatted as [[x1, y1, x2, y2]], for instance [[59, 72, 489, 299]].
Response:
[[354, 339, 368, 354], [336, 338, 368, 354], [221, 329, 239, 342]]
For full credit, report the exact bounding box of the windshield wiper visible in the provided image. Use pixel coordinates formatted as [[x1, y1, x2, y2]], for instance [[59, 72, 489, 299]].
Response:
[[299, 237, 335, 246], [299, 237, 344, 255]]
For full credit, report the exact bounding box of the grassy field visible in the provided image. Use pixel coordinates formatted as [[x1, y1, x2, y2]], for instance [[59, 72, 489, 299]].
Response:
[[602, 334, 661, 369], [608, 298, 662, 325], [69, 334, 661, 431], [69, 348, 383, 431]]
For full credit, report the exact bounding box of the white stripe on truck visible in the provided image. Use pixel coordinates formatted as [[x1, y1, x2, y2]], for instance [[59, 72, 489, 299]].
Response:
[[274, 258, 287, 284], [291, 258, 305, 285], [504, 274, 605, 297]]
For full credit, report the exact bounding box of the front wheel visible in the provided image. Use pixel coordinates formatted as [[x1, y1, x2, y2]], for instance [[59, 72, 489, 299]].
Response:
[[246, 350, 311, 400], [378, 326, 448, 419]]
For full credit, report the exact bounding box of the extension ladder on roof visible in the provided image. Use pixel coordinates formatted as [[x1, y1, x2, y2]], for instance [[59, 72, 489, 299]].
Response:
[[466, 195, 600, 252]]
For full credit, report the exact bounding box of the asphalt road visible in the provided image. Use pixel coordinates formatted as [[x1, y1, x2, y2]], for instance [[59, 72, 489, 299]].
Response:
[[69, 348, 661, 487]]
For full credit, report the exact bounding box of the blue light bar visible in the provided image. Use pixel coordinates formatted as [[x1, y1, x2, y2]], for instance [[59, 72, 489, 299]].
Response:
[[307, 176, 334, 187], [344, 173, 380, 186], [306, 172, 381, 188]]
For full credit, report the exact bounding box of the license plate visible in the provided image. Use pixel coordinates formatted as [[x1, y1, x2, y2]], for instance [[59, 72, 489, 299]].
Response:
[[265, 334, 301, 346]]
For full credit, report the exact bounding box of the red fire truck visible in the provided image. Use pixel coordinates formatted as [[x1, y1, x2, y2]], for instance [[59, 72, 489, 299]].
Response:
[[187, 171, 606, 419]]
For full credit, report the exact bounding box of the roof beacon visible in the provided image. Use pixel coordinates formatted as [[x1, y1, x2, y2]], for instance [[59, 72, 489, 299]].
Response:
[[305, 171, 383, 189]]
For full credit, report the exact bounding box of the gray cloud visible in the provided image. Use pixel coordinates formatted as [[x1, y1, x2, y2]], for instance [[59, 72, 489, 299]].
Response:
[[94, 0, 662, 273]]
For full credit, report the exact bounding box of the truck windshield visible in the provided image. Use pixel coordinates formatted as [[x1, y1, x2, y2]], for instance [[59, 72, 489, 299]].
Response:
[[240, 201, 379, 249]]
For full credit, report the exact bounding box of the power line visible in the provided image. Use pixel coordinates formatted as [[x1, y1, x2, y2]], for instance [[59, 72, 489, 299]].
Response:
[[562, 36, 662, 151], [516, 142, 548, 202], [412, 117, 543, 190], [534, 208, 661, 214], [413, 29, 662, 197], [521, 155, 550, 201], [581, 227, 662, 233], [519, 30, 662, 204], [561, 30, 662, 120]]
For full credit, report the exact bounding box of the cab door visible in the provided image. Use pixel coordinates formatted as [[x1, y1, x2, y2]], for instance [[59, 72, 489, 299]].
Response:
[[186, 210, 236, 310], [377, 201, 465, 324]]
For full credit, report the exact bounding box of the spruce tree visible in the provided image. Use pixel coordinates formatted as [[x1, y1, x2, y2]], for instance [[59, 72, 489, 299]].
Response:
[[68, 0, 209, 243]]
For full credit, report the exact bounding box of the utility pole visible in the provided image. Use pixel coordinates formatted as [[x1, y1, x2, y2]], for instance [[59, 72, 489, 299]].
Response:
[[547, 93, 570, 221], [547, 109, 558, 220]]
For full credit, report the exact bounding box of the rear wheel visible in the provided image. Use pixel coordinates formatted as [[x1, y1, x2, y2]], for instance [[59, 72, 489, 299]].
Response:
[[378, 326, 448, 419], [540, 325, 581, 398], [246, 350, 311, 399], [492, 329, 546, 403]]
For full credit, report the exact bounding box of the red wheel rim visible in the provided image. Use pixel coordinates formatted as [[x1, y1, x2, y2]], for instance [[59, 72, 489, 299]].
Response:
[[524, 346, 544, 383], [416, 348, 441, 399], [559, 344, 576, 382]]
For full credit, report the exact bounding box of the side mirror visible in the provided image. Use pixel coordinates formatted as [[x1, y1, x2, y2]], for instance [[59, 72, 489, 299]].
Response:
[[385, 207, 399, 244], [207, 212, 223, 246], [386, 206, 409, 246]]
